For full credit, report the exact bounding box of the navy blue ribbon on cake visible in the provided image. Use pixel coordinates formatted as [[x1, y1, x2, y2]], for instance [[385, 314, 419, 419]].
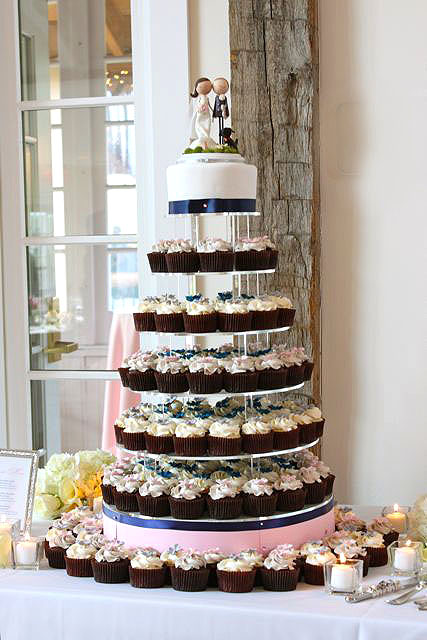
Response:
[[103, 496, 333, 532], [168, 198, 256, 214]]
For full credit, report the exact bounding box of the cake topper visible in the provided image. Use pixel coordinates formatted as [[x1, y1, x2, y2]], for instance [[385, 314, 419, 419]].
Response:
[[212, 77, 230, 144], [221, 127, 239, 150], [189, 77, 216, 150]]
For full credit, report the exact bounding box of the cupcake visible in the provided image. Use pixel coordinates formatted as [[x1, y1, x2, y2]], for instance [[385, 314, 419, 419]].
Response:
[[65, 542, 97, 577], [160, 545, 184, 584], [117, 358, 131, 387], [238, 548, 264, 585], [241, 419, 274, 453], [197, 238, 234, 272], [274, 474, 306, 512], [147, 239, 171, 273], [129, 551, 166, 588], [165, 239, 199, 273], [247, 296, 279, 330], [45, 528, 76, 569], [113, 475, 141, 512], [256, 352, 287, 390], [154, 356, 189, 393], [206, 480, 243, 519], [113, 413, 127, 445], [264, 236, 279, 268], [279, 348, 306, 387], [303, 360, 315, 381], [183, 295, 217, 333], [128, 353, 157, 391], [91, 541, 130, 584], [271, 416, 299, 450], [360, 531, 388, 567], [334, 542, 369, 577], [121, 418, 147, 452], [169, 480, 206, 519], [304, 406, 325, 438], [299, 467, 326, 504], [261, 546, 300, 591], [216, 556, 257, 593], [304, 548, 337, 585], [137, 477, 171, 517], [367, 517, 399, 547], [268, 294, 296, 328], [154, 297, 185, 333], [234, 237, 271, 271], [133, 297, 157, 331], [145, 420, 175, 454], [208, 420, 242, 456], [224, 356, 259, 393], [242, 478, 277, 516], [101, 469, 116, 505], [173, 421, 208, 456], [316, 460, 335, 496], [203, 548, 227, 588], [171, 550, 209, 592], [186, 357, 224, 394], [292, 412, 317, 445], [216, 295, 252, 333]]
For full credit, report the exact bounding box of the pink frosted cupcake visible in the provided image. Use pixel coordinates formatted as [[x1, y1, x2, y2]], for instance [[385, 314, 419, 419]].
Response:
[[171, 550, 209, 592], [224, 356, 259, 393], [197, 238, 234, 272], [241, 419, 273, 453], [274, 474, 306, 512], [261, 546, 300, 591], [206, 480, 243, 520], [169, 480, 206, 519], [154, 356, 189, 393], [165, 239, 199, 273], [242, 478, 277, 516], [256, 352, 287, 390]]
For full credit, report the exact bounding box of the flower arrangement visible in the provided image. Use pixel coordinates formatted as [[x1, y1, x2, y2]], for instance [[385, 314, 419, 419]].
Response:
[[408, 494, 427, 560], [34, 450, 115, 519]]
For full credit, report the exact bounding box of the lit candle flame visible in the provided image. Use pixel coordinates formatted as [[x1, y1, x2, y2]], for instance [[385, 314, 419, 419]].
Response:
[[393, 503, 399, 512], [405, 539, 412, 547], [339, 553, 347, 564]]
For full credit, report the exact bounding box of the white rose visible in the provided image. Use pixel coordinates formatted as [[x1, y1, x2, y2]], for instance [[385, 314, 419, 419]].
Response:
[[34, 494, 62, 519]]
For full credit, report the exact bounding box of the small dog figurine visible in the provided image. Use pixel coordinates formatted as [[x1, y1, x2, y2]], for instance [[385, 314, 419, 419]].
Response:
[[221, 127, 239, 150]]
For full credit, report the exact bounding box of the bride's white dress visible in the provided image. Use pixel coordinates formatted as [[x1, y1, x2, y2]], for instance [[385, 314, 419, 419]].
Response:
[[189, 95, 217, 149]]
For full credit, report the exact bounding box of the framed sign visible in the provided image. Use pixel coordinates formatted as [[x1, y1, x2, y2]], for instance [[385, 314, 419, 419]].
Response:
[[0, 449, 39, 533]]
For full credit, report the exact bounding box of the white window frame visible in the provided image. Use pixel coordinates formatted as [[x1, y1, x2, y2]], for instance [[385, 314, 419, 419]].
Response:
[[0, 0, 189, 450]]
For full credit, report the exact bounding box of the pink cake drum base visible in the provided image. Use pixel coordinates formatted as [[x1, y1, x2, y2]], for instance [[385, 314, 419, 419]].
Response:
[[103, 499, 334, 553]]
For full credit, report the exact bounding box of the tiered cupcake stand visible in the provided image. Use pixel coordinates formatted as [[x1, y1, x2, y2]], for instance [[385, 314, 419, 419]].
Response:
[[103, 211, 334, 553]]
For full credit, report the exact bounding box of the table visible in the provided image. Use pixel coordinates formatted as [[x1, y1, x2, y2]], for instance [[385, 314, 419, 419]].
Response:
[[0, 508, 425, 640]]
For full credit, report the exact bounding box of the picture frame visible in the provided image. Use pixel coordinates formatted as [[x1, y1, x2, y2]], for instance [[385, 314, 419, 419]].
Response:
[[0, 449, 39, 534]]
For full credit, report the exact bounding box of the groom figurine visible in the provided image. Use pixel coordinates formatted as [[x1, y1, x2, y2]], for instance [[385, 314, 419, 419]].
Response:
[[212, 77, 230, 144]]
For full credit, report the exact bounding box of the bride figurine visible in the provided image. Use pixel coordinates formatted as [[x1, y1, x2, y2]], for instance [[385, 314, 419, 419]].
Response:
[[189, 77, 217, 150]]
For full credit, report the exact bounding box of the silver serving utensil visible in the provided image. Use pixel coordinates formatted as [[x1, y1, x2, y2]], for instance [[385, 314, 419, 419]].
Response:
[[346, 578, 418, 603], [386, 583, 424, 605]]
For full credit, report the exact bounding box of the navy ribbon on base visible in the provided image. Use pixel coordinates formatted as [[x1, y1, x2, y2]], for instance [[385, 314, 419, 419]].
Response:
[[168, 198, 256, 215], [103, 495, 334, 532]]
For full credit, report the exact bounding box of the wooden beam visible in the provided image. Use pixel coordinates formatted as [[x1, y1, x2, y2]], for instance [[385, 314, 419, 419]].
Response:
[[105, 24, 123, 56]]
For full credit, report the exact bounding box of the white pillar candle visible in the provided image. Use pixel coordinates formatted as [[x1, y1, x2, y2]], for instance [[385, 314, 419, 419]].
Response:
[[14, 537, 38, 566], [330, 563, 356, 592], [385, 505, 406, 533], [394, 546, 416, 571]]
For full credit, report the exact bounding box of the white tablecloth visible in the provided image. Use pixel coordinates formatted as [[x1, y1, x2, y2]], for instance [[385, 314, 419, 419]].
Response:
[[0, 507, 425, 640]]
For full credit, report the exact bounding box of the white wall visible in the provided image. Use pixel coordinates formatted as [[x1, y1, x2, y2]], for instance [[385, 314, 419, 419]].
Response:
[[320, 0, 427, 505]]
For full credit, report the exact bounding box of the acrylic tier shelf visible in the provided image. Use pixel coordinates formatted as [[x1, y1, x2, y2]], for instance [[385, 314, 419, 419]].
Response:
[[166, 211, 261, 218], [133, 382, 304, 401], [154, 268, 275, 276], [103, 495, 335, 553], [116, 437, 319, 462], [135, 325, 291, 337]]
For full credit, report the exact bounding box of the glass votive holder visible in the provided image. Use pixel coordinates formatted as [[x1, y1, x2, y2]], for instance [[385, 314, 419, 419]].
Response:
[[0, 517, 21, 568], [324, 557, 363, 595], [12, 534, 44, 570], [382, 505, 410, 535], [387, 539, 424, 577]]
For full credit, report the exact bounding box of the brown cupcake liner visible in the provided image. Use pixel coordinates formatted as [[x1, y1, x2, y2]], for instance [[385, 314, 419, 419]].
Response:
[[46, 545, 66, 569], [224, 371, 259, 393], [91, 558, 130, 584], [114, 424, 124, 445], [207, 563, 219, 587], [234, 249, 271, 271], [129, 566, 166, 588], [303, 561, 325, 585], [145, 433, 174, 454], [360, 553, 370, 577], [198, 251, 234, 273], [243, 493, 278, 517], [276, 487, 307, 512], [217, 312, 252, 333], [128, 369, 157, 392], [164, 565, 172, 585], [183, 313, 218, 334], [206, 495, 243, 520], [137, 493, 171, 517], [242, 432, 274, 454], [277, 307, 296, 328], [154, 371, 189, 393], [165, 252, 200, 274], [101, 483, 115, 505], [251, 309, 279, 330], [216, 569, 257, 593], [304, 481, 326, 505], [133, 311, 156, 332], [147, 252, 168, 273], [366, 545, 388, 567], [268, 249, 279, 269], [286, 364, 306, 386], [113, 488, 139, 512], [208, 435, 242, 456], [186, 372, 224, 394], [154, 313, 185, 333], [383, 531, 399, 546], [273, 428, 299, 450], [121, 430, 146, 452], [173, 435, 208, 456], [304, 361, 314, 381], [65, 556, 93, 578], [261, 567, 299, 591], [254, 567, 263, 586], [325, 474, 336, 496], [257, 367, 287, 390], [117, 367, 130, 387], [171, 566, 210, 592], [314, 418, 325, 438], [298, 422, 318, 445], [168, 496, 206, 519]]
